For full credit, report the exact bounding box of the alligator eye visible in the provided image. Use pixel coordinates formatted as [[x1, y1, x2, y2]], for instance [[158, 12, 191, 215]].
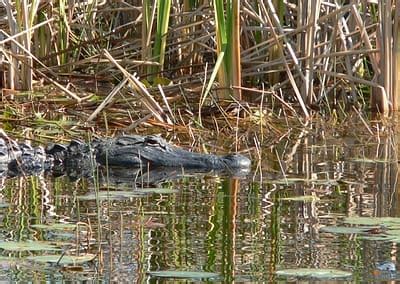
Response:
[[145, 136, 167, 150], [145, 137, 160, 146]]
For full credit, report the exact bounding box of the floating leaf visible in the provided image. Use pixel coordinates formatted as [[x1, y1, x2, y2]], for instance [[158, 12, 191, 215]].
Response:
[[27, 254, 96, 264], [385, 229, 400, 236], [344, 217, 400, 227], [276, 268, 352, 279], [0, 203, 10, 208], [0, 241, 61, 251], [351, 158, 393, 164], [79, 188, 178, 200], [31, 224, 77, 231], [357, 235, 395, 241], [78, 191, 145, 200], [267, 178, 312, 185], [340, 180, 367, 186], [280, 195, 320, 202], [268, 178, 335, 185], [135, 188, 178, 194], [148, 271, 219, 279], [312, 179, 339, 185], [0, 256, 19, 264], [321, 226, 371, 234]]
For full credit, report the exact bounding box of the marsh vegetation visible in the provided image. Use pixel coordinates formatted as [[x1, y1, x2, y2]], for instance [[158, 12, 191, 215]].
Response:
[[0, 0, 399, 282]]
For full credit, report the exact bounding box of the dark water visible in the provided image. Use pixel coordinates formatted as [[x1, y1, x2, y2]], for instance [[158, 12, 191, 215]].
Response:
[[0, 120, 399, 282]]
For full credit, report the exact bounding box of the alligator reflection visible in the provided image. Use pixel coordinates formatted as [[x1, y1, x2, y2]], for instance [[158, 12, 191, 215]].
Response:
[[89, 165, 250, 186], [3, 162, 250, 186]]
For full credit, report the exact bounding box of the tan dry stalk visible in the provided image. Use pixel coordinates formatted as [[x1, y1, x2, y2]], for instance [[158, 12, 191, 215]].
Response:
[[4, 0, 19, 89], [1, 29, 82, 102], [350, 5, 379, 73], [394, 1, 400, 110], [317, 70, 382, 88], [231, 0, 241, 100], [87, 78, 129, 122], [369, 1, 391, 115], [303, 0, 321, 104], [102, 49, 172, 125], [336, 13, 357, 101], [263, 0, 309, 118]]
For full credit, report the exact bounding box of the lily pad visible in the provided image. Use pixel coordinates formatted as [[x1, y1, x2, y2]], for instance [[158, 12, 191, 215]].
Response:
[[312, 179, 339, 185], [340, 180, 367, 186], [357, 235, 395, 241], [27, 254, 96, 264], [79, 188, 178, 200], [267, 178, 311, 185], [276, 268, 352, 279], [0, 241, 61, 251], [0, 203, 10, 208], [147, 271, 219, 279], [280, 195, 320, 202], [78, 191, 145, 200], [135, 188, 178, 194], [320, 226, 371, 234], [351, 158, 393, 163], [31, 223, 77, 231], [344, 217, 400, 227]]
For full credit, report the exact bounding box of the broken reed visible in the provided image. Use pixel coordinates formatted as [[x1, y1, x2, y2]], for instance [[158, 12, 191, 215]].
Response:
[[1, 1, 399, 117]]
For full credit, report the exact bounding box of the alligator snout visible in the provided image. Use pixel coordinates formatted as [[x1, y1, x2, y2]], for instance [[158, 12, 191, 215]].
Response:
[[221, 154, 251, 169]]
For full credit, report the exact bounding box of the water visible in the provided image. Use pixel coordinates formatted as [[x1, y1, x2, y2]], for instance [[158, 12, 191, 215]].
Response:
[[0, 120, 398, 282]]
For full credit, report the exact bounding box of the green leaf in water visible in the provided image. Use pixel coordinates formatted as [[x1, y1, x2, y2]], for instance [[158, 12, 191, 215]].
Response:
[[276, 268, 352, 279], [0, 241, 61, 251], [0, 203, 9, 208], [135, 188, 178, 194], [153, 77, 172, 86], [351, 158, 394, 163], [357, 235, 395, 241], [312, 179, 339, 185], [280, 195, 320, 202], [27, 254, 96, 264], [384, 229, 400, 236], [339, 180, 368, 188], [320, 226, 372, 234], [344, 217, 400, 227], [78, 191, 146, 200], [147, 271, 219, 279], [267, 178, 312, 185], [31, 223, 77, 231], [79, 188, 178, 200]]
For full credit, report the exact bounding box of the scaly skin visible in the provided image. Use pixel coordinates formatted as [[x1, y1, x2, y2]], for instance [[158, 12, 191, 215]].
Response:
[[1, 135, 251, 177]]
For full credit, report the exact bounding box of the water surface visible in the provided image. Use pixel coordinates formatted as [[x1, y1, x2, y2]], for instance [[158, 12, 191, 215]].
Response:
[[0, 120, 398, 282]]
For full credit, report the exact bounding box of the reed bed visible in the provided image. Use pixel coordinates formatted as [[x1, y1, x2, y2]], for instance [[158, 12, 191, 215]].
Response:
[[0, 0, 398, 135]]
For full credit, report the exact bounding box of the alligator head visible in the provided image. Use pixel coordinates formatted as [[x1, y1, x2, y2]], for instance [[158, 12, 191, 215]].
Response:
[[95, 135, 251, 172]]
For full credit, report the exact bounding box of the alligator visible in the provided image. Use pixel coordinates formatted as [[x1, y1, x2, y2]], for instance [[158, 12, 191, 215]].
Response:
[[0, 134, 251, 182]]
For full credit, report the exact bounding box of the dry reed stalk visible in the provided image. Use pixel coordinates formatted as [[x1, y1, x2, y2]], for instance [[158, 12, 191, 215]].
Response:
[[231, 0, 241, 100], [87, 78, 129, 122], [317, 70, 382, 88], [394, 1, 400, 110], [4, 0, 19, 90], [303, 0, 321, 104], [336, 12, 357, 102], [368, 1, 391, 115], [1, 30, 82, 101], [102, 49, 171, 125], [264, 0, 309, 117]]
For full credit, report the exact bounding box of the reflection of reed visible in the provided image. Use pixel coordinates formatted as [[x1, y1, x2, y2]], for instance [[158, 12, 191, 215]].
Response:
[[265, 118, 400, 276], [375, 128, 398, 217]]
